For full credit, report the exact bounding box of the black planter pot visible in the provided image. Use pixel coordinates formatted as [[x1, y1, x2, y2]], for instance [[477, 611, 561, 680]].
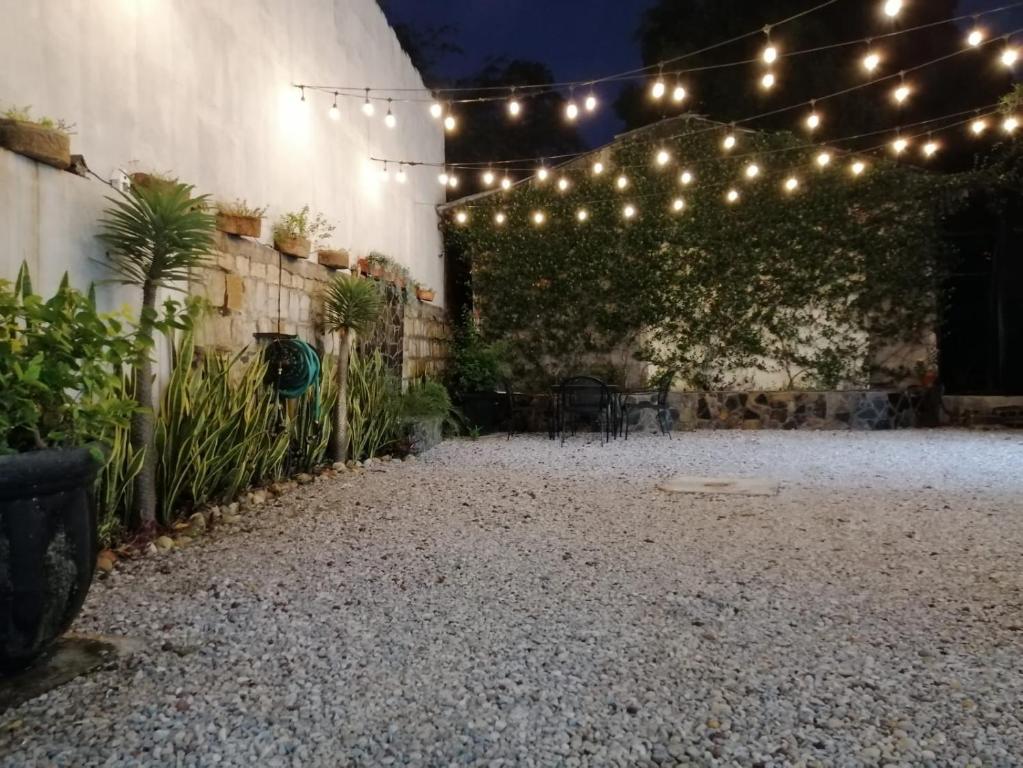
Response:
[[0, 446, 99, 674], [457, 391, 503, 434]]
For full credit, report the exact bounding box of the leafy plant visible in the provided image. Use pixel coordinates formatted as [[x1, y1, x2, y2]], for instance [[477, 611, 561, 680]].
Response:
[[215, 199, 268, 218], [1, 104, 74, 133], [286, 357, 338, 473], [273, 205, 336, 248], [445, 311, 507, 396], [400, 379, 453, 421], [0, 264, 139, 456], [94, 370, 145, 546], [98, 182, 216, 531], [346, 349, 400, 461], [322, 274, 383, 461]]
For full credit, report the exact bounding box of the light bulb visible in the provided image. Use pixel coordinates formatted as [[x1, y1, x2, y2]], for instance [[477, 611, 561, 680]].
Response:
[[508, 99, 521, 117], [671, 198, 686, 212], [651, 79, 666, 100], [723, 134, 737, 151], [380, 166, 389, 182], [558, 177, 570, 192], [922, 141, 939, 157], [892, 137, 909, 154], [672, 85, 687, 103], [863, 52, 881, 72], [851, 161, 866, 176], [537, 167, 549, 182], [726, 189, 740, 204], [362, 99, 375, 117], [396, 167, 407, 184], [438, 171, 450, 186], [585, 93, 598, 111], [761, 72, 776, 90], [884, 0, 902, 18], [592, 161, 605, 175], [444, 114, 457, 132], [1002, 47, 1019, 67], [577, 209, 589, 222], [971, 118, 988, 135], [532, 211, 545, 226], [679, 170, 694, 186], [968, 29, 985, 48], [745, 164, 761, 179], [656, 149, 671, 166], [763, 45, 778, 65], [894, 84, 911, 104], [448, 175, 459, 189], [455, 210, 468, 224], [494, 212, 506, 225], [482, 170, 495, 186], [500, 177, 512, 190], [616, 174, 629, 190], [1004, 116, 1020, 133], [430, 102, 443, 119], [385, 109, 397, 129], [806, 112, 821, 130], [784, 177, 799, 192], [816, 151, 832, 167], [623, 204, 637, 219], [566, 101, 579, 121], [329, 103, 340, 121]]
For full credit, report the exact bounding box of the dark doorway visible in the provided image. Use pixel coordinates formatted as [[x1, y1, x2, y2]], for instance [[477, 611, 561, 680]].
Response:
[[940, 195, 1023, 395]]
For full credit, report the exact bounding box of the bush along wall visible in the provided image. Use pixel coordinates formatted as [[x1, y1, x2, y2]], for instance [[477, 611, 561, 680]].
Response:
[[444, 121, 970, 391]]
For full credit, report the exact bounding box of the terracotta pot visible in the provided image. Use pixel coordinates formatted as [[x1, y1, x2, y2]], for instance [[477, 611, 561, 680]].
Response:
[[274, 234, 311, 259], [416, 287, 436, 302], [357, 258, 370, 276], [317, 249, 351, 270], [216, 213, 262, 238], [0, 120, 70, 170], [128, 172, 178, 194], [368, 263, 385, 279]]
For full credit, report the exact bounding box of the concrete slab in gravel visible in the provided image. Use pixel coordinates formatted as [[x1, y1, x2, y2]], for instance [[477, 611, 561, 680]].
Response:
[[658, 474, 779, 495]]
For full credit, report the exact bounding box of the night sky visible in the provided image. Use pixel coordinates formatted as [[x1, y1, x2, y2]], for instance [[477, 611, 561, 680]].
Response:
[[382, 0, 1023, 147]]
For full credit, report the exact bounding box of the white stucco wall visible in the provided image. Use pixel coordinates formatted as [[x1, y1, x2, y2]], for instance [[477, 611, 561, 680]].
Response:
[[0, 0, 445, 302]]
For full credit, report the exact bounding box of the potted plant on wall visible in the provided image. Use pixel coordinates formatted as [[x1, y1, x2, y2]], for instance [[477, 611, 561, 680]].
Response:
[[0, 105, 73, 170], [273, 206, 334, 259], [415, 283, 436, 302], [0, 265, 139, 672], [214, 200, 266, 238]]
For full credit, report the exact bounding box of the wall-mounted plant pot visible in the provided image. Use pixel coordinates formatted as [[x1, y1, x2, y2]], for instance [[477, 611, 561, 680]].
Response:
[[0, 446, 100, 675], [367, 263, 385, 279], [416, 287, 436, 302], [128, 172, 178, 194], [357, 258, 370, 276], [0, 120, 70, 170], [317, 249, 351, 270], [274, 234, 311, 259], [216, 213, 262, 238]]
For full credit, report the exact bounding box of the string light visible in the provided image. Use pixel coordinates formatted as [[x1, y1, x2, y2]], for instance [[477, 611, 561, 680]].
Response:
[[455, 210, 468, 225], [1004, 116, 1020, 134], [863, 50, 882, 73], [537, 166, 550, 182], [922, 140, 940, 157], [494, 212, 506, 225], [592, 161, 605, 175], [444, 105, 457, 132], [723, 133, 737, 151], [1001, 41, 1019, 67], [671, 197, 686, 212], [894, 81, 911, 104], [656, 149, 671, 166], [970, 117, 988, 135], [967, 26, 985, 48], [557, 177, 570, 192], [745, 163, 761, 179], [883, 0, 902, 19], [299, 86, 306, 103], [760, 71, 776, 90], [380, 162, 389, 182], [482, 169, 495, 186], [508, 95, 522, 117], [805, 104, 821, 131], [623, 203, 637, 219], [500, 176, 512, 190], [429, 95, 443, 119], [726, 189, 740, 204], [396, 164, 407, 184], [565, 99, 579, 122], [577, 208, 589, 222], [438, 170, 450, 186], [448, 174, 459, 189], [362, 88, 375, 117], [384, 99, 396, 128], [816, 151, 832, 168], [616, 174, 629, 190], [679, 170, 694, 186], [892, 136, 910, 154], [532, 211, 546, 226], [851, 160, 867, 176], [784, 177, 800, 192], [329, 92, 340, 120], [763, 43, 779, 65], [672, 84, 687, 103], [651, 73, 667, 100], [585, 89, 599, 112]]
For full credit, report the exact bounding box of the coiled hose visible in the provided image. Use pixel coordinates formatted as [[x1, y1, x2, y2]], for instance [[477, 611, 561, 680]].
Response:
[[264, 338, 321, 414]]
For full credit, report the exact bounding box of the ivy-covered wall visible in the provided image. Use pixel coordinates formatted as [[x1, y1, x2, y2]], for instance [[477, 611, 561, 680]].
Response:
[[444, 117, 962, 391]]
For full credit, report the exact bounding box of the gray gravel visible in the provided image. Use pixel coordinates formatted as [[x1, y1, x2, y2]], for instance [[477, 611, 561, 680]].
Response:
[[2, 430, 1022, 767]]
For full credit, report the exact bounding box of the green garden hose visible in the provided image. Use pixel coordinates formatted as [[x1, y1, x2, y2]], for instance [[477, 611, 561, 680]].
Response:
[[264, 339, 321, 414]]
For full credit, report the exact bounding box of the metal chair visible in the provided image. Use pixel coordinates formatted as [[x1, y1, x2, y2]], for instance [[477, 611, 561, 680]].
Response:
[[558, 376, 614, 445], [622, 370, 676, 439], [503, 382, 541, 439]]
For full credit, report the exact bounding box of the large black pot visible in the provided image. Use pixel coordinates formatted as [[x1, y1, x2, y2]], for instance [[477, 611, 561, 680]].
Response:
[[0, 446, 99, 674], [457, 391, 503, 434]]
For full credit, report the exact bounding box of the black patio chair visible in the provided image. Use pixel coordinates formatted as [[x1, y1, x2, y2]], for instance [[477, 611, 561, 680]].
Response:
[[503, 381, 544, 439], [558, 376, 614, 445], [621, 370, 676, 439]]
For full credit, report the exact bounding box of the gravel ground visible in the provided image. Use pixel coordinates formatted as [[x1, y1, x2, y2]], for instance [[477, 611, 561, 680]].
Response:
[[2, 430, 1022, 768]]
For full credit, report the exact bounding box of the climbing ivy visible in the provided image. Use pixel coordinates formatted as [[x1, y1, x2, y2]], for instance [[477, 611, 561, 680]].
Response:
[[445, 121, 969, 390]]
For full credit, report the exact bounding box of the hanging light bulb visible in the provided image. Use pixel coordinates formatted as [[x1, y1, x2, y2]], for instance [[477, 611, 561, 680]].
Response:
[[967, 27, 985, 48], [532, 211, 546, 226], [592, 161, 605, 175], [455, 210, 468, 225], [494, 212, 506, 225], [851, 160, 867, 176], [384, 99, 397, 128], [585, 89, 598, 112], [679, 170, 694, 186], [892, 136, 909, 154], [672, 84, 687, 103], [482, 169, 495, 186], [444, 105, 457, 132], [1001, 43, 1019, 67], [883, 0, 902, 18], [508, 98, 521, 117], [816, 151, 832, 168], [438, 170, 450, 186], [745, 163, 761, 179], [565, 100, 579, 121], [655, 149, 671, 166], [784, 177, 800, 193], [557, 177, 570, 192], [362, 88, 375, 117], [616, 174, 629, 190], [623, 204, 637, 219], [805, 106, 821, 131], [760, 72, 776, 90], [671, 197, 686, 212], [1004, 116, 1020, 134], [396, 164, 407, 184], [299, 86, 306, 104], [971, 117, 988, 135], [329, 92, 340, 121], [429, 94, 443, 119], [448, 174, 459, 189], [723, 133, 737, 151], [577, 208, 589, 222], [763, 44, 778, 65], [537, 166, 550, 182], [863, 50, 881, 73], [651, 76, 666, 100], [894, 77, 911, 104], [922, 140, 939, 158], [380, 162, 389, 182], [726, 189, 740, 204], [501, 176, 512, 190]]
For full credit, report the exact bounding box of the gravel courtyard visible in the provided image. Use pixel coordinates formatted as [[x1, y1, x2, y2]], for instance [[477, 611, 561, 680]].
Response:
[[2, 430, 1022, 767]]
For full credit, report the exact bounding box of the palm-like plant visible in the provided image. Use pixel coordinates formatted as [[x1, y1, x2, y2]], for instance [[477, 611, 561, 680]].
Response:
[[322, 274, 383, 462], [98, 182, 215, 531]]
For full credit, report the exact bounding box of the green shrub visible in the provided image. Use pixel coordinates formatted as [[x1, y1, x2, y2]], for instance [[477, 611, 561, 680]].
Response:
[[286, 356, 337, 474], [346, 349, 400, 460], [445, 312, 506, 396], [400, 379, 452, 421]]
